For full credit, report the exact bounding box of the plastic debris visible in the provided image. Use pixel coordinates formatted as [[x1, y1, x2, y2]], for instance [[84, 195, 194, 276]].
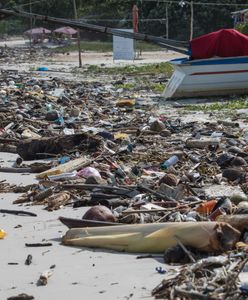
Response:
[[0, 229, 6, 239]]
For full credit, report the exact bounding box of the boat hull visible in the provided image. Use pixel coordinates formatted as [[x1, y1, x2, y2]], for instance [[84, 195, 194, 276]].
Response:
[[163, 56, 248, 98]]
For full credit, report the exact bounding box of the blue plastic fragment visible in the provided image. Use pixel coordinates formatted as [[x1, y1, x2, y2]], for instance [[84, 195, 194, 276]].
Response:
[[127, 144, 134, 152], [155, 266, 166, 274], [54, 116, 65, 126], [37, 67, 49, 71], [240, 284, 248, 293], [58, 156, 70, 164]]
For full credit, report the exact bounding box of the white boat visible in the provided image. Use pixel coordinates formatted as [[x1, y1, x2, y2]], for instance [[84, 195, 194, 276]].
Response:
[[163, 55, 248, 99]]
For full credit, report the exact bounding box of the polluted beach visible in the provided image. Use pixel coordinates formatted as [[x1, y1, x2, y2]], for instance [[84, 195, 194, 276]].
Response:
[[1, 1, 248, 300]]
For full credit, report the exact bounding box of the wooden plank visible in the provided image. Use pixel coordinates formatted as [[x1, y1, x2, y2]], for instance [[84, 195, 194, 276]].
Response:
[[36, 157, 91, 179]]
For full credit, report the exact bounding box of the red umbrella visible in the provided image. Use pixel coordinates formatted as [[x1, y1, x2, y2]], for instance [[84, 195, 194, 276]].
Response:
[[24, 27, 51, 36], [132, 5, 139, 33], [54, 26, 77, 35]]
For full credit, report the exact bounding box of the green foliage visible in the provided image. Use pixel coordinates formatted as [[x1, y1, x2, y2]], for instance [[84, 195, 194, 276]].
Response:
[[236, 22, 248, 35], [85, 62, 173, 76], [0, 0, 246, 40], [54, 41, 113, 53], [0, 21, 7, 34], [186, 98, 248, 111], [53, 40, 160, 53], [150, 83, 165, 93], [0, 18, 26, 35], [115, 83, 136, 90], [114, 81, 164, 93]]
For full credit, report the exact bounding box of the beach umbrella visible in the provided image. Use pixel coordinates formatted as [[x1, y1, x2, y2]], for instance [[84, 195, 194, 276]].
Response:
[[24, 27, 51, 36], [54, 26, 77, 35]]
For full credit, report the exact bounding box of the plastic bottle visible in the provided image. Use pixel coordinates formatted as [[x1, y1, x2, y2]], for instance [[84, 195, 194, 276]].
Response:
[[1, 91, 8, 104], [58, 156, 71, 164], [59, 107, 65, 117], [46, 103, 53, 111], [160, 155, 179, 170]]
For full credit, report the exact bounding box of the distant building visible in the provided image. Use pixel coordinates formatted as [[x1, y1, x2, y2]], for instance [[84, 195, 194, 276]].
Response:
[[231, 8, 248, 26]]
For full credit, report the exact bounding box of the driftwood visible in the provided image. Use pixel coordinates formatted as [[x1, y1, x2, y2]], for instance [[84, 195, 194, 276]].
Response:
[[7, 294, 34, 300], [13, 184, 37, 193], [0, 209, 37, 217], [173, 287, 218, 300], [32, 187, 54, 202], [0, 167, 32, 173], [138, 184, 177, 202], [25, 243, 52, 247], [59, 216, 121, 228], [217, 214, 248, 232], [36, 157, 90, 179], [0, 143, 17, 153], [0, 137, 18, 143], [62, 183, 130, 191], [17, 133, 102, 160], [122, 209, 167, 215], [174, 235, 196, 263], [0, 181, 17, 192], [186, 139, 219, 149], [63, 184, 133, 197], [45, 192, 71, 211]]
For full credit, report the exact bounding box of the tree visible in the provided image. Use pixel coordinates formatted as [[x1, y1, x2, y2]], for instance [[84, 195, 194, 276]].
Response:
[[0, 0, 247, 39]]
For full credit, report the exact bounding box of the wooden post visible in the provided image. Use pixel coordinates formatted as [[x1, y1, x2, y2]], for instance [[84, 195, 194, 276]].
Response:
[[190, 0, 194, 40], [72, 0, 82, 68], [166, 4, 169, 39], [29, 0, 32, 49]]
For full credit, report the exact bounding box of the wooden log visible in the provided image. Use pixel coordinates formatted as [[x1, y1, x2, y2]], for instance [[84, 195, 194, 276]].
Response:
[[25, 243, 52, 247], [59, 216, 121, 228], [186, 139, 219, 149], [62, 184, 131, 193], [0, 209, 37, 217], [0, 167, 32, 173], [17, 133, 102, 160]]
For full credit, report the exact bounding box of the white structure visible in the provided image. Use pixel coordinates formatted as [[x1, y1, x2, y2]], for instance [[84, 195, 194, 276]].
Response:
[[113, 29, 135, 60]]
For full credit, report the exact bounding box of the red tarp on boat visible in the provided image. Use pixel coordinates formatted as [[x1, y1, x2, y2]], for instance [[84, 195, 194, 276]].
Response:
[[190, 29, 248, 60]]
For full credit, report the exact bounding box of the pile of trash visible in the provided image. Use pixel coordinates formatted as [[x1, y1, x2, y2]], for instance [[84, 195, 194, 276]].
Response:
[[0, 46, 54, 64], [1, 69, 248, 299], [152, 253, 248, 299]]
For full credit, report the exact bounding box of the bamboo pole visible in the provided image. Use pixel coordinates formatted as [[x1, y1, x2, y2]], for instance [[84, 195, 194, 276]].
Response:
[[190, 1, 194, 40], [72, 0, 82, 67], [166, 4, 169, 39]]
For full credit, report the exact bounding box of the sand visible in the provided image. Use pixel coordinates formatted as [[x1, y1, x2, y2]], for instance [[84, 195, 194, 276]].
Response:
[[0, 152, 164, 300]]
